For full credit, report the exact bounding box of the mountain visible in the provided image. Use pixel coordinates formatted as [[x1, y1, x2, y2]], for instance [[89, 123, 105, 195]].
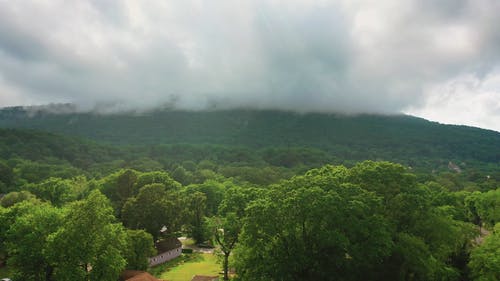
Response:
[[0, 106, 499, 172]]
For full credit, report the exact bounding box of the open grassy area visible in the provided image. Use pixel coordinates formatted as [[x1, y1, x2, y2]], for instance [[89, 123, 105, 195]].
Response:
[[180, 237, 195, 247], [155, 253, 220, 281]]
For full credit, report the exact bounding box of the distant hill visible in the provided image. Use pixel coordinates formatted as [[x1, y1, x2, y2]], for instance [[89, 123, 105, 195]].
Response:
[[0, 128, 128, 168], [0, 106, 499, 171]]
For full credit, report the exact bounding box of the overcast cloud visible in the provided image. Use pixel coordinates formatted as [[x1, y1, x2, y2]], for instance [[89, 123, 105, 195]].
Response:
[[0, 0, 499, 131]]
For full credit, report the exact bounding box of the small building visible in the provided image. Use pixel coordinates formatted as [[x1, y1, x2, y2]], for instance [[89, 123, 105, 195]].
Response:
[[149, 237, 182, 266], [191, 275, 219, 281]]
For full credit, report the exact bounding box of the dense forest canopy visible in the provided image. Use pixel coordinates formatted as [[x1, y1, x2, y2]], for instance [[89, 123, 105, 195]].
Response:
[[1, 107, 499, 160], [1, 0, 499, 279], [0, 107, 498, 281]]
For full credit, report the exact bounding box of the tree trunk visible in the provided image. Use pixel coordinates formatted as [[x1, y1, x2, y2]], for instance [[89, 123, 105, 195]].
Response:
[[223, 252, 230, 281], [45, 265, 54, 281], [85, 263, 90, 281]]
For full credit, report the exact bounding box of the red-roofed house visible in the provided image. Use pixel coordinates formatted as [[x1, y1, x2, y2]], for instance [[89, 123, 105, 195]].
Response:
[[120, 270, 166, 281]]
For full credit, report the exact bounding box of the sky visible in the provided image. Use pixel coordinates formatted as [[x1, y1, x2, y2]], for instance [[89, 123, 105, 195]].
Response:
[[0, 0, 499, 131]]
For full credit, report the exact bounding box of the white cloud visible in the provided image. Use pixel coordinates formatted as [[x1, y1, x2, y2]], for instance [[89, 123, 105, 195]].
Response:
[[406, 72, 500, 132], [0, 0, 498, 130]]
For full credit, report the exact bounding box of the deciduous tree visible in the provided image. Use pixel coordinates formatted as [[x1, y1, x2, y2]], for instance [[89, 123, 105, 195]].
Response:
[[46, 190, 127, 281], [124, 229, 156, 271], [122, 184, 183, 240], [469, 223, 500, 281], [6, 203, 63, 281]]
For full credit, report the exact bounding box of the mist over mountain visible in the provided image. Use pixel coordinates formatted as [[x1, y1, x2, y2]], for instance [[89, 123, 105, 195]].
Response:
[[1, 1, 500, 131]]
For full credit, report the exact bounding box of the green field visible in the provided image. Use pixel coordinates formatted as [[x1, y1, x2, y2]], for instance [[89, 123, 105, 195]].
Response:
[[158, 253, 220, 281]]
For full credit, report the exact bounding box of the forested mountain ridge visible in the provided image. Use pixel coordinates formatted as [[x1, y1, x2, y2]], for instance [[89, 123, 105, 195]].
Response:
[[1, 106, 499, 169], [0, 107, 499, 281], [0, 128, 123, 165]]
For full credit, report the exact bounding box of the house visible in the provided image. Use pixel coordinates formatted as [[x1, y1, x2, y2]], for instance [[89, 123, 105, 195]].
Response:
[[191, 275, 219, 281], [119, 270, 165, 281], [149, 237, 182, 266]]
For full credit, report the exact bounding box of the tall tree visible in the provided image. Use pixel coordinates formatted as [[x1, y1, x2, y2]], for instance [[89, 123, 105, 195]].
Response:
[[185, 191, 208, 243], [124, 229, 156, 271], [99, 169, 138, 214], [122, 184, 183, 240], [212, 185, 262, 281], [235, 183, 393, 281], [0, 160, 14, 193], [475, 189, 500, 227], [46, 190, 127, 281], [134, 171, 181, 191], [468, 223, 500, 281], [0, 190, 36, 208], [23, 177, 86, 207], [211, 213, 240, 281], [185, 180, 226, 216], [5, 203, 63, 281]]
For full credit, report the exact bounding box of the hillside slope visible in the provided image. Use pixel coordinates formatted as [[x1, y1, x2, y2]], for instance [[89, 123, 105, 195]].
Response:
[[0, 106, 499, 170]]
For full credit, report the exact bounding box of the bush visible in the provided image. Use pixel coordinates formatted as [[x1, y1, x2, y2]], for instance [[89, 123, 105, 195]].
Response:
[[182, 248, 194, 254]]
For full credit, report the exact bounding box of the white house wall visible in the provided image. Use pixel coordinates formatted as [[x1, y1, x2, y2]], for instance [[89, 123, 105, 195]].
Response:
[[149, 247, 182, 266]]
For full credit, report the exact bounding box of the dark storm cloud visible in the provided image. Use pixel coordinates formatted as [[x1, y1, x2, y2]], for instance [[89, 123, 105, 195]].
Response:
[[0, 0, 499, 130]]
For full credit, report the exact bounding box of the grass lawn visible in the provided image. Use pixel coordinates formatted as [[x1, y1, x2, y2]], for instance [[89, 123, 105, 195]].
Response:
[[153, 253, 220, 281], [180, 238, 195, 247]]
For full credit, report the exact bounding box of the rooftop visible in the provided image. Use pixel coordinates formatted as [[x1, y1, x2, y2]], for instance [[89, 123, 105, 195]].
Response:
[[120, 270, 165, 281]]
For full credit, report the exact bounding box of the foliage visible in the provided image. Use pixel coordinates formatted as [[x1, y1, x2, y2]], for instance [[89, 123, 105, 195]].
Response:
[[0, 160, 13, 193], [469, 223, 500, 281], [0, 109, 498, 281], [23, 177, 88, 206], [233, 162, 480, 281], [5, 202, 63, 281], [1, 108, 500, 181], [210, 185, 260, 280], [122, 184, 183, 240], [465, 189, 500, 227], [185, 180, 226, 216], [46, 190, 127, 281], [0, 190, 36, 207], [184, 191, 209, 243], [475, 189, 500, 227], [99, 169, 139, 214], [124, 229, 156, 271], [235, 177, 393, 281]]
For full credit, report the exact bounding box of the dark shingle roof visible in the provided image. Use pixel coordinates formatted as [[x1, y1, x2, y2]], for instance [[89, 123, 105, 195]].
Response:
[[156, 237, 182, 253]]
